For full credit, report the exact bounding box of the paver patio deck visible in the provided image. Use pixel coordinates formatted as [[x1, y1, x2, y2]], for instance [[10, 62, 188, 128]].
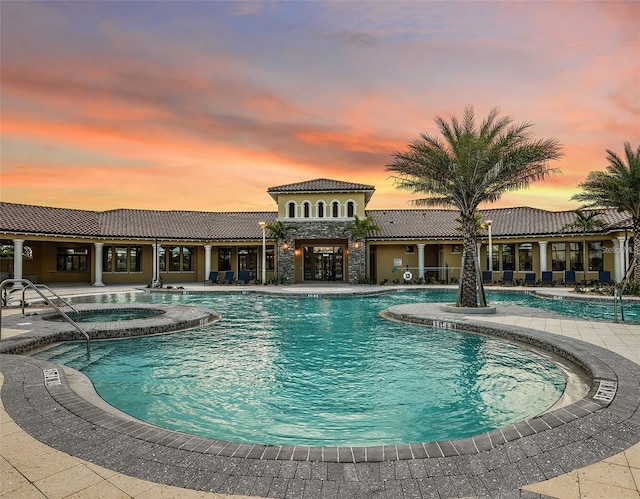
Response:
[[1, 283, 639, 498]]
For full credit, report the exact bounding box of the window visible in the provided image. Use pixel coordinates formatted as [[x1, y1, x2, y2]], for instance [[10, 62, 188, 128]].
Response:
[[551, 242, 566, 271], [182, 246, 193, 272], [502, 244, 515, 271], [518, 243, 533, 271], [129, 246, 142, 272], [238, 247, 257, 279], [218, 248, 232, 271], [303, 202, 310, 218], [56, 248, 88, 272], [588, 241, 604, 271], [317, 202, 324, 218], [158, 246, 166, 271], [569, 242, 584, 271], [115, 246, 128, 272], [168, 246, 181, 271], [332, 201, 339, 218], [103, 245, 143, 273], [486, 244, 499, 270], [158, 246, 193, 272], [347, 201, 355, 217], [287, 202, 296, 219]]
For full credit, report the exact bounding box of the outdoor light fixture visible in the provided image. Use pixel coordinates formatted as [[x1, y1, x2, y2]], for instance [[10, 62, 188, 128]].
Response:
[[259, 222, 267, 284]]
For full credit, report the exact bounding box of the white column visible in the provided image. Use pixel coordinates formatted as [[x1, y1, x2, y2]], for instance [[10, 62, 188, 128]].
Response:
[[152, 243, 160, 285], [12, 239, 24, 289], [618, 236, 627, 281], [613, 239, 621, 282], [538, 241, 548, 272], [204, 245, 212, 281], [417, 244, 425, 279], [93, 243, 105, 286]]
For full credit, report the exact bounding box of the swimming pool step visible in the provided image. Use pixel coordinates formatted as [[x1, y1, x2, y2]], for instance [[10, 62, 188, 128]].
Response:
[[35, 344, 116, 370]]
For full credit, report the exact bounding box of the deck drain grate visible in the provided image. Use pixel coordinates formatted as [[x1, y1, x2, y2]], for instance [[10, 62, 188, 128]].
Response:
[[593, 380, 617, 402], [43, 368, 61, 386]]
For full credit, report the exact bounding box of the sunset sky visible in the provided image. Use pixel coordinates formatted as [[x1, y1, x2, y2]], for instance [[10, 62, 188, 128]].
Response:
[[1, 1, 638, 213]]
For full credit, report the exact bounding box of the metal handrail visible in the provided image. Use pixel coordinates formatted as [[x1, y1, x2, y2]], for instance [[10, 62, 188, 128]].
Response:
[[20, 283, 80, 317], [0, 278, 90, 356]]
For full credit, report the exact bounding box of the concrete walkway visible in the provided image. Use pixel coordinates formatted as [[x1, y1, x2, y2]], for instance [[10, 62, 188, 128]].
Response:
[[1, 283, 639, 498]]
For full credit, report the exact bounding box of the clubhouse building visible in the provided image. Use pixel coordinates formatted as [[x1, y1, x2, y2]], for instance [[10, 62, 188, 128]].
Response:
[[0, 179, 635, 287]]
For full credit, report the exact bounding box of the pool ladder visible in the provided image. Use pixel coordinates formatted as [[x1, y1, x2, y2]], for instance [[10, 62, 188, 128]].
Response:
[[0, 278, 90, 356]]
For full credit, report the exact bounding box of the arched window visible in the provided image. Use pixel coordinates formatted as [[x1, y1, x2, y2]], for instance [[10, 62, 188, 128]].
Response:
[[317, 202, 325, 218], [303, 202, 311, 218], [347, 201, 355, 217], [287, 202, 296, 218], [332, 201, 340, 218]]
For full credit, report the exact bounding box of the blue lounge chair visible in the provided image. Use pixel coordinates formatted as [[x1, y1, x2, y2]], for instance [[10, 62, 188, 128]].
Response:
[[238, 270, 250, 285], [541, 271, 553, 286], [564, 270, 576, 285], [501, 270, 514, 285], [482, 270, 493, 285], [524, 273, 536, 286], [598, 270, 612, 285], [203, 271, 219, 285], [221, 270, 234, 284]]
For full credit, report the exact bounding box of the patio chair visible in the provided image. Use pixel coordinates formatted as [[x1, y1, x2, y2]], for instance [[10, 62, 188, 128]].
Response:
[[598, 270, 612, 286], [221, 270, 235, 284], [482, 270, 493, 285], [564, 270, 576, 285], [524, 273, 536, 286], [501, 270, 514, 286], [541, 271, 553, 286], [203, 271, 219, 285], [238, 270, 250, 285]]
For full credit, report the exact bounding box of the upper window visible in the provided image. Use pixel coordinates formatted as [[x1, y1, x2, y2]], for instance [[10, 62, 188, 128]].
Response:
[[303, 202, 311, 218], [317, 202, 325, 218], [346, 201, 355, 217], [287, 202, 296, 219], [332, 201, 339, 218]]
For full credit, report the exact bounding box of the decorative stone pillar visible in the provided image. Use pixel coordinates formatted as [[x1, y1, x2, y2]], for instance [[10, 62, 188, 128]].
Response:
[[417, 244, 425, 279], [12, 239, 24, 289], [538, 241, 548, 272], [204, 245, 212, 281], [93, 242, 105, 286]]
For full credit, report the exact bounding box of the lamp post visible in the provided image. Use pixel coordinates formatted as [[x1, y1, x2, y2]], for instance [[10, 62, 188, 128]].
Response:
[[259, 221, 267, 284], [486, 220, 493, 272]]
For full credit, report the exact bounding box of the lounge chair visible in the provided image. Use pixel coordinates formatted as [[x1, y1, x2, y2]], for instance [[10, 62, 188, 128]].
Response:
[[541, 271, 553, 286], [501, 270, 514, 286], [564, 270, 576, 285], [598, 270, 612, 285], [238, 270, 250, 285], [221, 270, 235, 284], [524, 273, 536, 286], [203, 271, 219, 285], [482, 270, 493, 285]]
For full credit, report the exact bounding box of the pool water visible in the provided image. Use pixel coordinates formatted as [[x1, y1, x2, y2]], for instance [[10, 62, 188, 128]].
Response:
[[36, 292, 568, 447]]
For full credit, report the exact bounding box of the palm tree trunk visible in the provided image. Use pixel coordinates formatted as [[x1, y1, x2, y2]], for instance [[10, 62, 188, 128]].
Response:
[[457, 213, 479, 307], [634, 219, 640, 286]]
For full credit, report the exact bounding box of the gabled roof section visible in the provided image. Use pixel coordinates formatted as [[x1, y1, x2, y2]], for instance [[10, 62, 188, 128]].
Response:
[[0, 203, 101, 236], [267, 178, 375, 204]]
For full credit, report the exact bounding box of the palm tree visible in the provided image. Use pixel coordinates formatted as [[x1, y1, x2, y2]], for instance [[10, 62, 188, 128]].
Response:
[[572, 142, 640, 286], [387, 106, 563, 307], [341, 215, 381, 241], [562, 209, 607, 285]]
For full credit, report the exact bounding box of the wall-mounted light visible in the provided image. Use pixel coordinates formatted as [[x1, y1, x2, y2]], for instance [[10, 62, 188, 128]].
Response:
[[282, 242, 289, 251], [354, 241, 360, 249], [294, 249, 301, 257]]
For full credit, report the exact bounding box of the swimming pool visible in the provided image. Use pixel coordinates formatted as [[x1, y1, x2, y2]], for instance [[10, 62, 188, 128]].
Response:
[[35, 292, 569, 447]]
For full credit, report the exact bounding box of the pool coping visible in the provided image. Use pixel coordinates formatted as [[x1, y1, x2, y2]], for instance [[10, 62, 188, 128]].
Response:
[[1, 298, 639, 497]]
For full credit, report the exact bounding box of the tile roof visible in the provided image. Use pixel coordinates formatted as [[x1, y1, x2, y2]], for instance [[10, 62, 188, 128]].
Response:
[[267, 178, 375, 203], [0, 202, 632, 242], [365, 207, 632, 240]]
